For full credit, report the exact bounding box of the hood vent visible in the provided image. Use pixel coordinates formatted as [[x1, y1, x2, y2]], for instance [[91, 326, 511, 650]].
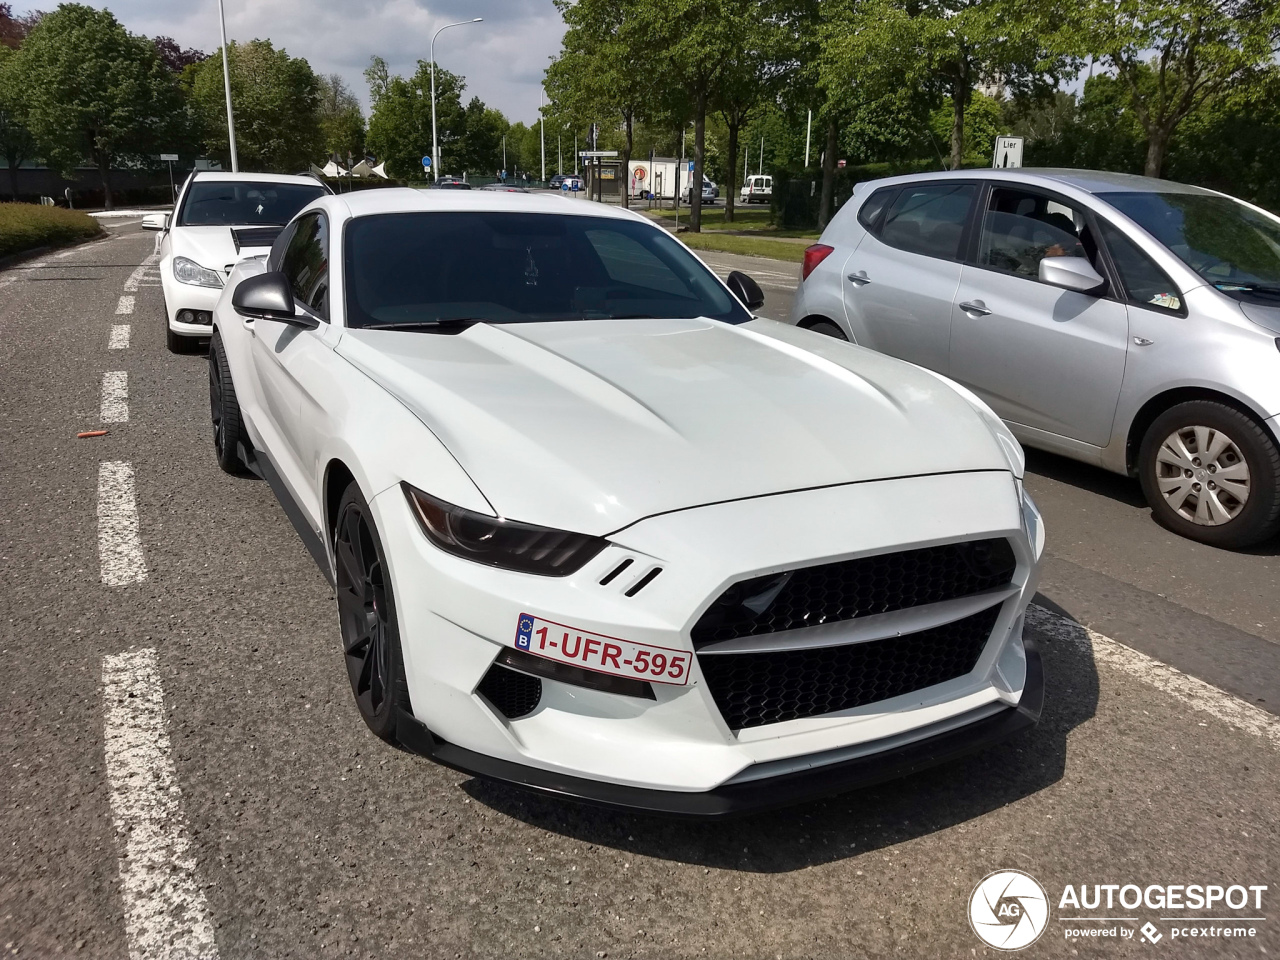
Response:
[[231, 226, 282, 253]]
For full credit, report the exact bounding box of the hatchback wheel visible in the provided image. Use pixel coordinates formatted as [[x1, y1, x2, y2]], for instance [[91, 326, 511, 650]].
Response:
[[334, 482, 412, 743], [1139, 400, 1280, 548], [804, 319, 849, 341]]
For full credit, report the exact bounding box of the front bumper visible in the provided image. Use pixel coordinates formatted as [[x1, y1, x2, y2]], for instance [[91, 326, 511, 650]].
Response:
[[160, 256, 223, 334], [395, 645, 1042, 818]]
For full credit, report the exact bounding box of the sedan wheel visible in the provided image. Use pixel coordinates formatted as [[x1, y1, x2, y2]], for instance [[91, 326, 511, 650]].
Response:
[[1139, 400, 1280, 549], [334, 483, 410, 743], [208, 332, 248, 475]]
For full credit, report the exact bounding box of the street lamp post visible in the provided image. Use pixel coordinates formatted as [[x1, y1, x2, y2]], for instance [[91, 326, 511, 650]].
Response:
[[430, 17, 483, 182], [217, 0, 238, 172], [539, 89, 546, 183]]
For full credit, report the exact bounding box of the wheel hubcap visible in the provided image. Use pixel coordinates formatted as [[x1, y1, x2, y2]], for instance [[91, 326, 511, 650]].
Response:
[[335, 504, 391, 718], [1154, 425, 1250, 526]]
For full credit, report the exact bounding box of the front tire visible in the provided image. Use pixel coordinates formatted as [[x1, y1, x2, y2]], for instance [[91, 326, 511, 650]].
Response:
[[803, 319, 849, 341], [208, 331, 248, 475], [334, 483, 412, 743], [1138, 400, 1280, 549]]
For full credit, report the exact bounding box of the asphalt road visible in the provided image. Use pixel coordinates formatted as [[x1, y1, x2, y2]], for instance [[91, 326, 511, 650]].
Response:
[[1, 222, 1277, 959]]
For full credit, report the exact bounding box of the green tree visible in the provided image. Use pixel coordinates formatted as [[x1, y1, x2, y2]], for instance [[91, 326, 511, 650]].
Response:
[[318, 73, 365, 164], [0, 44, 36, 198], [189, 39, 324, 172], [1066, 0, 1280, 177], [14, 3, 183, 207]]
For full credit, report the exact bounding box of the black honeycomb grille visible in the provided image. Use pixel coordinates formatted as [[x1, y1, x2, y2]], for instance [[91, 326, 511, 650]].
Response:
[[691, 538, 1015, 646], [698, 606, 1000, 730], [477, 665, 542, 720]]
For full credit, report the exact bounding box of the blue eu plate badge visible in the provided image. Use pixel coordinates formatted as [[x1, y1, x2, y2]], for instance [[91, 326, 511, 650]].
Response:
[[516, 614, 535, 650]]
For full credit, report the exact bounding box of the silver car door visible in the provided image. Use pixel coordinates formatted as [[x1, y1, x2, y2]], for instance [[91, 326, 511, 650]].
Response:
[[840, 181, 977, 372], [949, 184, 1129, 447]]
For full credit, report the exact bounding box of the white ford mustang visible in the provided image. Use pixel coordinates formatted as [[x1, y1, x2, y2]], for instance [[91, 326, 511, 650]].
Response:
[[146, 171, 330, 352], [208, 188, 1045, 816]]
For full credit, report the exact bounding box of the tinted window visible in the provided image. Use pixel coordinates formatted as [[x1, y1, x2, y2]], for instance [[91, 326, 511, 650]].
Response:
[[179, 181, 326, 227], [979, 186, 1104, 281], [1098, 220, 1183, 313], [280, 215, 329, 319], [343, 212, 751, 328], [857, 186, 895, 231], [878, 183, 976, 259]]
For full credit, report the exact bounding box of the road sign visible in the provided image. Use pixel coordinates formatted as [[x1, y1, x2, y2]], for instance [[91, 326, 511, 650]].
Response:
[[159, 153, 179, 162], [993, 136, 1024, 169], [421, 155, 432, 169], [633, 165, 647, 181], [577, 150, 618, 158]]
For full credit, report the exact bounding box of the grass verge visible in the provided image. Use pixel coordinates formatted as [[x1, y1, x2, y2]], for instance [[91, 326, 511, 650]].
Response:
[[676, 230, 806, 263], [648, 206, 819, 239], [0, 203, 103, 259]]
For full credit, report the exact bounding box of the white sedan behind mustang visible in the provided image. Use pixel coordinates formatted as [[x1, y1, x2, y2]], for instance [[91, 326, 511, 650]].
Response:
[[205, 188, 1045, 816]]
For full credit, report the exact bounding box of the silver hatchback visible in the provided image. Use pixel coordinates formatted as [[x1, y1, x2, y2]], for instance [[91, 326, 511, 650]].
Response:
[[792, 169, 1280, 548]]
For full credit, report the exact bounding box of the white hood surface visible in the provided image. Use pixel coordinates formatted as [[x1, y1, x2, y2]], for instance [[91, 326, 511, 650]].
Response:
[[339, 318, 1013, 534], [169, 225, 276, 274]]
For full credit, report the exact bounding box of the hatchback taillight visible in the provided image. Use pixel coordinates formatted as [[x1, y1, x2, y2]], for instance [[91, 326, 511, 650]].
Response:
[[802, 244, 835, 281]]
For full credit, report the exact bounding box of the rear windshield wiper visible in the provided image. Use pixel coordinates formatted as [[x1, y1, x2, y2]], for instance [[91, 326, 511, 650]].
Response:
[[361, 318, 488, 332]]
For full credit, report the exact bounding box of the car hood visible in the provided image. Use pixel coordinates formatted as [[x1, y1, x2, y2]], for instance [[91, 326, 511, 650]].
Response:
[[169, 225, 276, 275], [337, 318, 1012, 535]]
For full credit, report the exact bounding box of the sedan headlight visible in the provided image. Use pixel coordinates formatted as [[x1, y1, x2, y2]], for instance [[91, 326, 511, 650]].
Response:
[[403, 484, 608, 576], [173, 256, 224, 288]]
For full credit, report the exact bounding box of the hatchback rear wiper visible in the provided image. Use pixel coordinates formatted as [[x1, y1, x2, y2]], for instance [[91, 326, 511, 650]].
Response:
[[362, 318, 488, 331]]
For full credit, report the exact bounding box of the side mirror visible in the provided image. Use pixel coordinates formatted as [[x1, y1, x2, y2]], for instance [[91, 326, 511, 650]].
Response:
[[142, 213, 169, 231], [726, 270, 765, 310], [232, 272, 316, 328], [1039, 256, 1106, 294]]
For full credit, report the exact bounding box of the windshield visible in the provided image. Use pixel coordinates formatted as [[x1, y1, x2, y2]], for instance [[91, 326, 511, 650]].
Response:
[[343, 212, 750, 328], [179, 181, 326, 227], [1103, 191, 1280, 296]]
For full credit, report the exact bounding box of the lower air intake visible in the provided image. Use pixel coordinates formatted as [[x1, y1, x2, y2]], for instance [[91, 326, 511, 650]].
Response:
[[477, 664, 542, 719], [698, 606, 1000, 730]]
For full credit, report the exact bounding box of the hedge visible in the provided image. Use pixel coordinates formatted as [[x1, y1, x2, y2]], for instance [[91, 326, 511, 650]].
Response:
[[0, 202, 104, 258]]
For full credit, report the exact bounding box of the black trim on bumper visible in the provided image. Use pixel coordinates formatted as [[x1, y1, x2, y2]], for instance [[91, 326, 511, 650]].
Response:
[[394, 646, 1044, 819]]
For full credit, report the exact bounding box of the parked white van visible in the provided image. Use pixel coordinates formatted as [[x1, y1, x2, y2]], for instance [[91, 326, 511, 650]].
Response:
[[742, 174, 773, 204]]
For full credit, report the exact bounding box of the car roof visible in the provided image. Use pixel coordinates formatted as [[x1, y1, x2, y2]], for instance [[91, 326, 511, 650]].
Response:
[[190, 171, 327, 188], [864, 167, 1220, 197], [329, 186, 648, 223]]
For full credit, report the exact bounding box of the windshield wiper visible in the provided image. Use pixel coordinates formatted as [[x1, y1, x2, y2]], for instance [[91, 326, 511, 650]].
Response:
[[362, 318, 488, 331], [1215, 282, 1280, 296]]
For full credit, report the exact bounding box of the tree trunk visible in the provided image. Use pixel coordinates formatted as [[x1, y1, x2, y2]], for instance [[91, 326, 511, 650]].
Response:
[[950, 69, 968, 171], [621, 110, 633, 210], [6, 159, 18, 201], [690, 87, 706, 232], [1144, 131, 1168, 178], [97, 151, 114, 210], [818, 117, 838, 229], [724, 119, 739, 224]]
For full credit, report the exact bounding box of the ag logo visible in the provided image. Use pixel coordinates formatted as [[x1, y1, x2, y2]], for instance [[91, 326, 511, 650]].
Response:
[[968, 870, 1050, 950]]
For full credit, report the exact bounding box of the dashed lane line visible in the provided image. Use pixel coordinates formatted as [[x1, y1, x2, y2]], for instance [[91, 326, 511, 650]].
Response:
[[101, 371, 129, 423], [97, 461, 148, 586], [124, 254, 160, 292], [102, 648, 219, 960], [109, 324, 131, 350], [116, 295, 135, 315], [1027, 604, 1280, 748]]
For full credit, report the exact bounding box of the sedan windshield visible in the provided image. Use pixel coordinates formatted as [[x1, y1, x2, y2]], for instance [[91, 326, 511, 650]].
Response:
[[179, 181, 327, 227], [1103, 191, 1280, 296], [343, 212, 750, 327]]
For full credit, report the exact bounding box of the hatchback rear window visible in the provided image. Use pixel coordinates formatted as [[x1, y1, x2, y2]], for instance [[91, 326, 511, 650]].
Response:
[[877, 184, 976, 260]]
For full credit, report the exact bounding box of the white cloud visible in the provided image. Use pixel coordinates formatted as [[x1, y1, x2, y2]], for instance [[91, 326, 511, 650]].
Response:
[[15, 0, 565, 122]]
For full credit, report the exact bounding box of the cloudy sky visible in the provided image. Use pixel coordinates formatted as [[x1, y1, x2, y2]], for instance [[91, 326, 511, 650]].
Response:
[[14, 0, 566, 122]]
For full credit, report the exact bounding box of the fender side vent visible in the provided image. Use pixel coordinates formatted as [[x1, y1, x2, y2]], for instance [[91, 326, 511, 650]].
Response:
[[625, 567, 663, 597], [599, 558, 633, 585], [477, 664, 542, 719]]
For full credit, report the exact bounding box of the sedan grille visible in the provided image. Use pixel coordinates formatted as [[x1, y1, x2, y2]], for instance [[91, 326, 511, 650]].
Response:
[[691, 538, 1016, 646], [699, 606, 1000, 730]]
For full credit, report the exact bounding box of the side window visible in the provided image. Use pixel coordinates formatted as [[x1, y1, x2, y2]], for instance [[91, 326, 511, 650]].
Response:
[[279, 214, 329, 320], [1098, 220, 1184, 313], [877, 183, 976, 260], [857, 186, 895, 231], [978, 186, 1103, 281]]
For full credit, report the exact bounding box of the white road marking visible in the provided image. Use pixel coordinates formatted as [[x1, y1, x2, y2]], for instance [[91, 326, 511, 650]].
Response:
[[1027, 604, 1280, 748], [116, 295, 136, 315], [109, 324, 131, 350], [97, 461, 148, 586], [100, 371, 129, 423], [124, 266, 147, 292], [54, 247, 79, 259], [102, 648, 219, 960]]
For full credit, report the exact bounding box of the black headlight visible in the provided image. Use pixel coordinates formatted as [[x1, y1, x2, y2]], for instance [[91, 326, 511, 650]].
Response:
[[402, 484, 608, 576]]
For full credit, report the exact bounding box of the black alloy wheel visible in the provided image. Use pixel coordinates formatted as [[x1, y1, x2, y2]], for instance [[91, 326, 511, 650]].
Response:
[[334, 483, 411, 743], [208, 332, 247, 475]]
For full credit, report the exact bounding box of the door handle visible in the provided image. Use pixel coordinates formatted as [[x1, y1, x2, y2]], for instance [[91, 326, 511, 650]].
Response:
[[847, 271, 871, 286], [959, 300, 992, 317]]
